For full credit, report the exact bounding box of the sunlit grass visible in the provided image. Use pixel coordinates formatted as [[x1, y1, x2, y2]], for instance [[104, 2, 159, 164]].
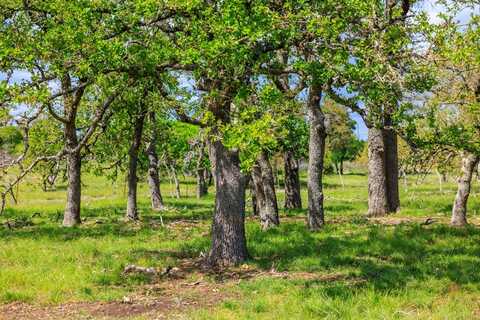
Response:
[[1, 171, 480, 319]]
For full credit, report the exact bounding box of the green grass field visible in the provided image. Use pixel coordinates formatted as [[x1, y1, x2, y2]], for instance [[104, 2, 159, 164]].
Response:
[[1, 172, 480, 319]]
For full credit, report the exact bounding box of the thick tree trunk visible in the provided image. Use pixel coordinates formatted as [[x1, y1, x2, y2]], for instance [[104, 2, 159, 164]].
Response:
[[146, 112, 164, 211], [383, 127, 400, 212], [207, 140, 248, 266], [367, 128, 388, 217], [307, 85, 326, 231], [451, 153, 479, 226], [63, 149, 82, 227], [283, 151, 302, 209], [126, 111, 146, 221], [256, 151, 279, 230]]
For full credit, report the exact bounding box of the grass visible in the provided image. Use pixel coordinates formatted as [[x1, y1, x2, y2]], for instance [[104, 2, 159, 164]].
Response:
[[1, 172, 480, 319]]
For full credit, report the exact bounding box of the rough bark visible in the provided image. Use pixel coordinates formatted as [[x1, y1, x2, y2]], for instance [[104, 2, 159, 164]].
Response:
[[63, 149, 82, 227], [283, 151, 302, 209], [251, 164, 266, 219], [257, 151, 279, 229], [207, 139, 248, 266], [367, 127, 388, 217], [146, 112, 165, 211], [307, 84, 326, 231], [383, 126, 400, 212], [63, 116, 82, 227], [451, 153, 479, 227], [126, 111, 146, 221]]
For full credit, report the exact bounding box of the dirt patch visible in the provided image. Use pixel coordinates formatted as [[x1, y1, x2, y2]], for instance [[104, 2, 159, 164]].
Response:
[[0, 275, 233, 320], [0, 258, 361, 320]]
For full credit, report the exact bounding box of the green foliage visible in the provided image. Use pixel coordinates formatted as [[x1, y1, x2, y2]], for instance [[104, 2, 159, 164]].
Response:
[[324, 100, 364, 172], [0, 125, 22, 153]]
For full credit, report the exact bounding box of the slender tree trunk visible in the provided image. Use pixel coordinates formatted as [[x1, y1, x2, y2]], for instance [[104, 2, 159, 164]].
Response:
[[451, 153, 479, 227], [146, 112, 164, 211], [249, 179, 259, 216], [383, 127, 400, 212], [63, 149, 82, 227], [170, 165, 181, 199], [207, 139, 248, 266], [307, 84, 326, 231], [251, 164, 266, 219], [283, 151, 302, 209], [367, 127, 388, 217], [257, 151, 279, 230], [63, 118, 81, 227], [126, 111, 146, 221], [340, 160, 344, 175], [196, 143, 208, 198], [196, 169, 208, 198]]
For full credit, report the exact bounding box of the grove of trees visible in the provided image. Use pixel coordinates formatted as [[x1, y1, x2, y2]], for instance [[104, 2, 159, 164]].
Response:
[[1, 0, 479, 267]]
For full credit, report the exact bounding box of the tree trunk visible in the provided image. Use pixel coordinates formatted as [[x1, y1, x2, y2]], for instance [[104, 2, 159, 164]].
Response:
[[383, 127, 400, 212], [207, 139, 248, 267], [63, 117, 81, 227], [126, 111, 146, 221], [307, 84, 326, 231], [257, 151, 279, 230], [196, 169, 208, 198], [170, 165, 181, 199], [249, 179, 259, 216], [340, 160, 344, 175], [283, 151, 302, 209], [146, 112, 165, 211], [63, 149, 82, 227], [251, 163, 266, 219], [196, 143, 208, 198], [367, 127, 388, 217], [451, 153, 479, 227]]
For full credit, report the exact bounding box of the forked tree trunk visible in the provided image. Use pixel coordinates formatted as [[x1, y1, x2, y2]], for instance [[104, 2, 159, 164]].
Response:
[[284, 151, 302, 209], [170, 165, 181, 199], [383, 126, 400, 212], [63, 149, 82, 227], [307, 84, 326, 231], [451, 153, 479, 227], [126, 111, 146, 221], [367, 127, 388, 217], [146, 112, 164, 211], [207, 139, 248, 266]]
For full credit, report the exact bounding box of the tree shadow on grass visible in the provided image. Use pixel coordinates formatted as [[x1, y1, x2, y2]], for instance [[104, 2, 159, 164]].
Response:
[[242, 221, 480, 295], [0, 201, 213, 241]]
